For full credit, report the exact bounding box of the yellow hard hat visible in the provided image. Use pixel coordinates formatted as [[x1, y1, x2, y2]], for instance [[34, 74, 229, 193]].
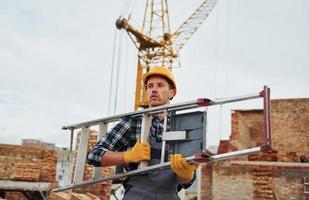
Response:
[[143, 66, 177, 95]]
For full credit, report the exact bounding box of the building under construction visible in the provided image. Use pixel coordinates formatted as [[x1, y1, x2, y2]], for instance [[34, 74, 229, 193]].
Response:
[[0, 0, 308, 200], [0, 98, 308, 199]]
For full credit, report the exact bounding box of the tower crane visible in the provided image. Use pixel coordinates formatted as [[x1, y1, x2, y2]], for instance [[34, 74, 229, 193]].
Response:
[[116, 0, 219, 110]]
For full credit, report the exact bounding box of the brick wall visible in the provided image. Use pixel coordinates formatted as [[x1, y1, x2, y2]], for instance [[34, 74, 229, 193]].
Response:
[[230, 109, 264, 151], [271, 99, 309, 162], [201, 98, 309, 199], [0, 144, 57, 182], [229, 98, 309, 162], [200, 163, 213, 200], [204, 162, 309, 200], [233, 162, 309, 200], [71, 130, 114, 200], [0, 144, 58, 200], [212, 162, 254, 200]]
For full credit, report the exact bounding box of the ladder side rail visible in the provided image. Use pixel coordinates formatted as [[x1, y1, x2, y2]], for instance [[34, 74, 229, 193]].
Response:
[[92, 123, 108, 179], [67, 129, 74, 184], [53, 147, 262, 192], [73, 126, 90, 183], [69, 129, 74, 153], [62, 92, 262, 131], [62, 99, 204, 130], [211, 93, 261, 105], [262, 85, 272, 150]]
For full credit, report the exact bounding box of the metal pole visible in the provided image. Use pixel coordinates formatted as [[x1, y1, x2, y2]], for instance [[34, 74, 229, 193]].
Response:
[[262, 86, 271, 150], [160, 109, 168, 163], [62, 93, 263, 131], [211, 93, 261, 105], [139, 113, 151, 169], [62, 99, 201, 130], [69, 129, 74, 153]]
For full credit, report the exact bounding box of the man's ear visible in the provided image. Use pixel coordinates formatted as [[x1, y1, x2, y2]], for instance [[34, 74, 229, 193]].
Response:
[[169, 89, 175, 100]]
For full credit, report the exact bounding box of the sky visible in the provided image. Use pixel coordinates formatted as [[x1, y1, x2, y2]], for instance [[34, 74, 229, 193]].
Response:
[[1, 0, 308, 148]]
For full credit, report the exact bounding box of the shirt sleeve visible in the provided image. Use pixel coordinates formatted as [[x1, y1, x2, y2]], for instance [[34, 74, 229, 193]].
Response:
[[87, 117, 133, 167]]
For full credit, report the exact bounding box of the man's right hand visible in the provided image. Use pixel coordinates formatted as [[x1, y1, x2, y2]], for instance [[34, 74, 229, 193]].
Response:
[[123, 139, 151, 164]]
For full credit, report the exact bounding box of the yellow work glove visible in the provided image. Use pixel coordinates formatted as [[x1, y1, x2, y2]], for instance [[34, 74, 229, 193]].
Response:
[[170, 154, 198, 182], [123, 139, 151, 164]]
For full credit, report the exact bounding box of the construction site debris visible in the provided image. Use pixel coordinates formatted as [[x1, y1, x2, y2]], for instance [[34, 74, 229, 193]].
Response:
[[0, 144, 57, 182], [0, 144, 58, 199], [10, 163, 41, 181], [300, 155, 309, 163], [49, 192, 100, 200]]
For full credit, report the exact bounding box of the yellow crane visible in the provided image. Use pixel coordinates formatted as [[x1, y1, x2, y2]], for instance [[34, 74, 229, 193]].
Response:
[[116, 0, 219, 110]]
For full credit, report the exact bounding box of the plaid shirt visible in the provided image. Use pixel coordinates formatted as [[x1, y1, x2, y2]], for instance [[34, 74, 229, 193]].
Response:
[[87, 115, 195, 189]]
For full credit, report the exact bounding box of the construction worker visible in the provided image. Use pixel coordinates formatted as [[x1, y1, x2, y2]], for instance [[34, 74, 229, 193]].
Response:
[[87, 66, 198, 200]]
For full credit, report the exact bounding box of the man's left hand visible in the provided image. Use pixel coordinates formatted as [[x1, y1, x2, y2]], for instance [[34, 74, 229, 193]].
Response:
[[170, 154, 198, 183]]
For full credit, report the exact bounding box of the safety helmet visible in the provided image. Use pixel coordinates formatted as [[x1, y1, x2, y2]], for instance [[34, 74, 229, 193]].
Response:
[[143, 66, 177, 96]]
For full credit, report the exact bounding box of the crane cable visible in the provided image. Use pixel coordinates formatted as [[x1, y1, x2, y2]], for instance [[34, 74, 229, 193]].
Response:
[[108, 0, 139, 115], [120, 0, 138, 19], [123, 32, 129, 111], [225, 0, 230, 97], [113, 31, 124, 115], [107, 28, 118, 115], [119, 0, 131, 17], [108, 0, 129, 115], [220, 0, 231, 139], [213, 6, 218, 100], [213, 0, 230, 141]]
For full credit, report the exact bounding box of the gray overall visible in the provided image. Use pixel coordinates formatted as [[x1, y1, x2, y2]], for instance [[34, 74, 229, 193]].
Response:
[[122, 134, 180, 200]]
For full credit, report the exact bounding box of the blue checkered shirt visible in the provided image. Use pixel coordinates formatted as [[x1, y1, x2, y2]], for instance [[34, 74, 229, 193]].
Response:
[[87, 115, 195, 190]]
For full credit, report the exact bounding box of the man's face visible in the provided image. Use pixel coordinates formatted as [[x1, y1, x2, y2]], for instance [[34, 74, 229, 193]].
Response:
[[146, 75, 175, 107]]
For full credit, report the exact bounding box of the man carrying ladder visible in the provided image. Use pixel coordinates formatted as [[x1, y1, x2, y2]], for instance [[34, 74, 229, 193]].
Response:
[[87, 67, 198, 200]]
